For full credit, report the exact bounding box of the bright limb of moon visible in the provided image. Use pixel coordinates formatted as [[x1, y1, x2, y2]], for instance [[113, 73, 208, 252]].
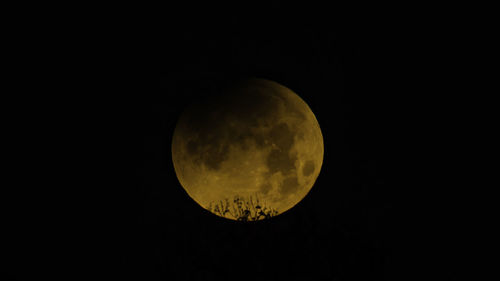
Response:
[[171, 78, 323, 221]]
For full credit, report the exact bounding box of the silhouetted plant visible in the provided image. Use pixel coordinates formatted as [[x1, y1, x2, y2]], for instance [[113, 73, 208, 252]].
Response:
[[207, 194, 278, 221]]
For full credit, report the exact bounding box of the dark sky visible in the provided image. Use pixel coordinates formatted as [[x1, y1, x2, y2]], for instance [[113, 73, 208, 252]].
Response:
[[0, 6, 469, 281], [90, 12, 463, 281], [5, 8, 460, 281]]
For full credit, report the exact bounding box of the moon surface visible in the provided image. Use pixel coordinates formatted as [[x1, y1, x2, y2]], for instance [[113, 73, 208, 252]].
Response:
[[171, 78, 323, 221]]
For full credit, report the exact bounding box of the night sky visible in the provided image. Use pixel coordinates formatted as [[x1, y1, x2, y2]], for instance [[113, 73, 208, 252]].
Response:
[[0, 4, 471, 280], [94, 11, 461, 281], [0, 8, 463, 281]]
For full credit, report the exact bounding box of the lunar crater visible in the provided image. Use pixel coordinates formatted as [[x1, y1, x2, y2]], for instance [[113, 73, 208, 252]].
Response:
[[302, 160, 315, 177], [281, 174, 300, 195]]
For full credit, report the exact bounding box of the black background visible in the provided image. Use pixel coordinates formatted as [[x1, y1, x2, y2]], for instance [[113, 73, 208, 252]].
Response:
[[100, 9, 460, 281], [2, 6, 464, 281]]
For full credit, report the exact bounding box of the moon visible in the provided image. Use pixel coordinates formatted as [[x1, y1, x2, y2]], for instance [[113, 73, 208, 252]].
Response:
[[171, 78, 323, 221]]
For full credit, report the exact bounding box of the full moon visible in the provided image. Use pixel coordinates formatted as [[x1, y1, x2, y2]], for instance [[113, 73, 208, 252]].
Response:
[[171, 78, 323, 221]]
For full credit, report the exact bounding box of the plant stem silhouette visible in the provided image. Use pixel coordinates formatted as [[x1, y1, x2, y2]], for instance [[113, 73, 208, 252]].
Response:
[[207, 194, 278, 221]]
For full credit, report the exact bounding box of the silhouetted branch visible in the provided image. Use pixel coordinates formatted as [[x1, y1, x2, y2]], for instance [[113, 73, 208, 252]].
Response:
[[208, 194, 278, 221]]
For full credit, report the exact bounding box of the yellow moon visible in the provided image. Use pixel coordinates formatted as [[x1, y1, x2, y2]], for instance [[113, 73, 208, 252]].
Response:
[[171, 78, 323, 221]]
